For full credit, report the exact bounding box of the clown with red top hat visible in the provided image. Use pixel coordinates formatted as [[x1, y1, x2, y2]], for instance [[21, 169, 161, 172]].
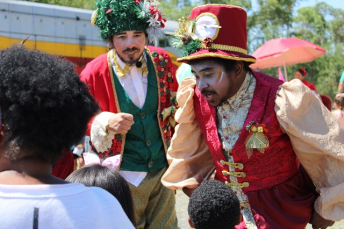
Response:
[[80, 0, 179, 228], [162, 4, 344, 229]]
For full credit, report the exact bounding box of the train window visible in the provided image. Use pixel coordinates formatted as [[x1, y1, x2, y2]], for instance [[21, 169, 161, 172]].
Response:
[[158, 37, 166, 47], [165, 34, 174, 47], [158, 34, 175, 48]]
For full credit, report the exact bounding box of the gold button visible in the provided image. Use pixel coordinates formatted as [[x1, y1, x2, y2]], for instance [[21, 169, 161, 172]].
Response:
[[242, 182, 249, 187]]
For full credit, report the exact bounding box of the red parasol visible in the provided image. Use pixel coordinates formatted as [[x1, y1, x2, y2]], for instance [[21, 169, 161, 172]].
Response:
[[250, 38, 326, 80]]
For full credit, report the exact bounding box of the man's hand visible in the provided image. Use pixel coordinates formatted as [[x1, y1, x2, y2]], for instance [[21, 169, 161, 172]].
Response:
[[107, 113, 134, 134], [309, 210, 335, 229]]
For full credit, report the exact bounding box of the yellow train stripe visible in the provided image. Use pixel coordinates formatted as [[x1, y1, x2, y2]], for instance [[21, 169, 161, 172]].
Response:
[[0, 36, 107, 58], [0, 35, 180, 67]]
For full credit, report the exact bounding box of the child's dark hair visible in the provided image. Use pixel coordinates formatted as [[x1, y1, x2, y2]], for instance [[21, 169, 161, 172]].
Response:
[[297, 67, 307, 77], [0, 45, 99, 161], [66, 164, 135, 225], [188, 180, 241, 229], [334, 94, 344, 110]]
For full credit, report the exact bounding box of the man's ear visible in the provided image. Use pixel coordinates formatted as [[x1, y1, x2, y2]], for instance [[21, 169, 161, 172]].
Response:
[[234, 61, 244, 77], [188, 216, 195, 228]]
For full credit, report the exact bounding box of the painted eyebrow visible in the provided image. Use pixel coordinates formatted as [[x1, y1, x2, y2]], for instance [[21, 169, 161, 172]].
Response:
[[192, 67, 215, 74]]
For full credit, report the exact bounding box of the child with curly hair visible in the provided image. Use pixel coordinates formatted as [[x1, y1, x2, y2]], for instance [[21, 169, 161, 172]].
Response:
[[0, 45, 134, 229], [188, 180, 241, 229]]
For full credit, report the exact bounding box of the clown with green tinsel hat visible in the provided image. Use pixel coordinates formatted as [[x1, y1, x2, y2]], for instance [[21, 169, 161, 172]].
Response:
[[80, 0, 179, 228], [92, 0, 166, 43]]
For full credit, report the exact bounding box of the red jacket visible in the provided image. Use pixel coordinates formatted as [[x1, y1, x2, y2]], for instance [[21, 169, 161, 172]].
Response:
[[193, 71, 299, 193], [80, 46, 178, 158]]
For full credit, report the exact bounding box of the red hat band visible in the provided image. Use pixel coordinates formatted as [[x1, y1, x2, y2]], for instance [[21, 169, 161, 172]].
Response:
[[177, 4, 256, 64]]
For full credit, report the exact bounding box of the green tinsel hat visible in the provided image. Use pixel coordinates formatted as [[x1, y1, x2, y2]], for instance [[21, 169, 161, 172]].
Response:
[[91, 0, 166, 43]]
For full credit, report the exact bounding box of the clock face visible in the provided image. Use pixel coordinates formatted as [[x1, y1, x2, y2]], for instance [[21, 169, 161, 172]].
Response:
[[194, 13, 220, 40]]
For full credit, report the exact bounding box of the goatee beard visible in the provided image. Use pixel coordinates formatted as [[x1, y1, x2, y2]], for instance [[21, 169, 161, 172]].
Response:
[[118, 54, 139, 65], [118, 48, 142, 65]]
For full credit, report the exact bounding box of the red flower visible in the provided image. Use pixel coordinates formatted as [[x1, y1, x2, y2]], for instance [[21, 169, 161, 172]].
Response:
[[157, 65, 161, 71], [149, 6, 158, 14], [116, 147, 121, 153], [157, 12, 162, 21], [106, 9, 112, 14], [134, 0, 141, 3], [154, 57, 159, 62], [99, 153, 103, 159], [203, 37, 213, 48], [116, 141, 122, 147]]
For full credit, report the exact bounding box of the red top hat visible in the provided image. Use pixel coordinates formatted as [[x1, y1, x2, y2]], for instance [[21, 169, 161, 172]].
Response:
[[176, 4, 256, 64]]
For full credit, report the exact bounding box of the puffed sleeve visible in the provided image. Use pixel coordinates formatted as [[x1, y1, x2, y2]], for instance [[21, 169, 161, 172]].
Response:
[[161, 77, 215, 190], [275, 79, 344, 221]]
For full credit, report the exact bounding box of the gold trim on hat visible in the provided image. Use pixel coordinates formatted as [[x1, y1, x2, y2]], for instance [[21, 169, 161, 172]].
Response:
[[200, 43, 248, 55], [177, 53, 256, 63], [194, 12, 221, 40]]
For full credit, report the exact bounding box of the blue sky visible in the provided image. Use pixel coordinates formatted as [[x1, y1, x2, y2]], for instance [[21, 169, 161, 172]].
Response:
[[251, 0, 344, 11], [296, 0, 344, 10]]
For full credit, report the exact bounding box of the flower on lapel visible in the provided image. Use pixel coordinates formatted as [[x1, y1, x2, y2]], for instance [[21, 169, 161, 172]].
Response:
[[244, 121, 269, 158]]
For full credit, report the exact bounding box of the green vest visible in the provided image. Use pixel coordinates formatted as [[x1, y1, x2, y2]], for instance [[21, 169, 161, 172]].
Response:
[[112, 54, 167, 172]]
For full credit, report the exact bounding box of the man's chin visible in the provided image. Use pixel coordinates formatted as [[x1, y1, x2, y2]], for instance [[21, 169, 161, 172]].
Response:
[[118, 53, 141, 65]]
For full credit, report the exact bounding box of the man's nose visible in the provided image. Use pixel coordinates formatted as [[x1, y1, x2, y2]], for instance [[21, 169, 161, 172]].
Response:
[[197, 78, 208, 90], [125, 37, 135, 48]]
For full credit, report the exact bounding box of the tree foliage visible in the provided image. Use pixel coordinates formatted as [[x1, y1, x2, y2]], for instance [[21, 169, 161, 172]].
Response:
[[254, 2, 344, 98]]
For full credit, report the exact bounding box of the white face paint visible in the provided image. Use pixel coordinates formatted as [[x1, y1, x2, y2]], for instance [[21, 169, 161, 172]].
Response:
[[194, 70, 224, 88]]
